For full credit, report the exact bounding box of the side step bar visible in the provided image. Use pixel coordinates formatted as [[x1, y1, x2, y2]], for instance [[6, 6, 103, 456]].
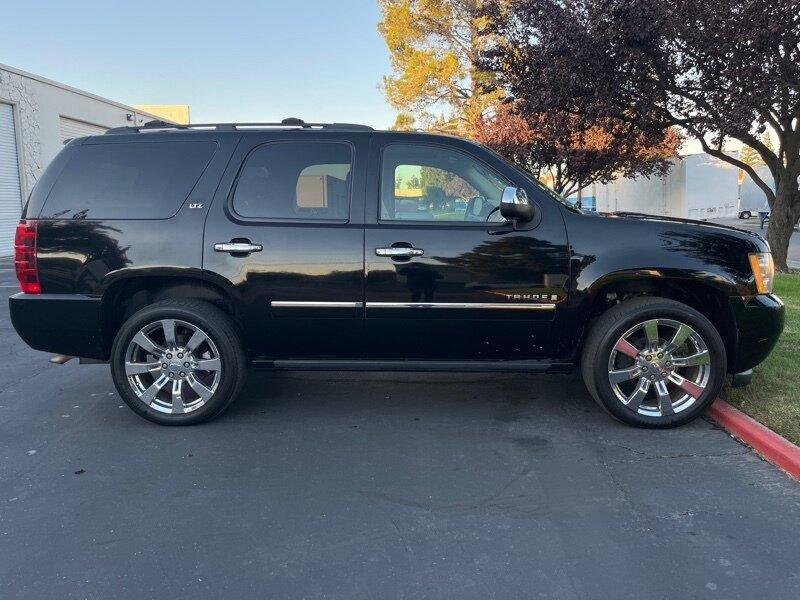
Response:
[[253, 359, 573, 373]]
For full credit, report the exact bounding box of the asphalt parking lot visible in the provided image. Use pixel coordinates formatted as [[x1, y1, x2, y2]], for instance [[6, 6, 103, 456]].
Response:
[[1, 260, 799, 599]]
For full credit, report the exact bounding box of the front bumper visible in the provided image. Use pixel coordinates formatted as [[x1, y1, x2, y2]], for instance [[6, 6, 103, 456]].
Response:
[[728, 294, 785, 373], [9, 293, 106, 360]]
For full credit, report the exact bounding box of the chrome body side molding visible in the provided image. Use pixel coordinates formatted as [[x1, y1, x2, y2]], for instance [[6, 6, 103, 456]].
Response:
[[269, 301, 556, 310], [270, 301, 363, 308], [365, 302, 557, 310]]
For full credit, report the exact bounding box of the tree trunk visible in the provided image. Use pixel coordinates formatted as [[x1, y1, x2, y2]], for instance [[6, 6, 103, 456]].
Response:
[[765, 180, 800, 272]]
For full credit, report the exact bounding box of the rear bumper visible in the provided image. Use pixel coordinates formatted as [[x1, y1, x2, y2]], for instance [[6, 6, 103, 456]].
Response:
[[729, 294, 785, 373], [9, 293, 106, 360]]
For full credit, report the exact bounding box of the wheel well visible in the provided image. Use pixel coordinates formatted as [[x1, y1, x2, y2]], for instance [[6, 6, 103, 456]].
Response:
[[100, 276, 238, 356], [585, 278, 737, 365]]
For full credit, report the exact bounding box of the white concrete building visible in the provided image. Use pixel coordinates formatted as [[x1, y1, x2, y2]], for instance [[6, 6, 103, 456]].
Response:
[[0, 64, 172, 255], [592, 153, 742, 219]]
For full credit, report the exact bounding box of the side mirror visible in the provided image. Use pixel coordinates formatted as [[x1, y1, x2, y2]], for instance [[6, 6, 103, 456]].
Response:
[[500, 186, 534, 223]]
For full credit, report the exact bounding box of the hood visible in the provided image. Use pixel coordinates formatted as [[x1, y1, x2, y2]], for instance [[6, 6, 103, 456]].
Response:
[[591, 210, 767, 242]]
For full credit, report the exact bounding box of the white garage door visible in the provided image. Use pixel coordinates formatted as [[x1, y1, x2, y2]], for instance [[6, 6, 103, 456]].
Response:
[[59, 116, 107, 143], [0, 102, 23, 257]]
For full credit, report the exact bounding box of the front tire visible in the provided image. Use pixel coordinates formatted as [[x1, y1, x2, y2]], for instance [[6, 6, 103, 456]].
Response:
[[581, 297, 726, 428], [110, 300, 246, 425]]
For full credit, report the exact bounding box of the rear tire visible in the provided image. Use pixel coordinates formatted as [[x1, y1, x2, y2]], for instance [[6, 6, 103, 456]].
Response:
[[110, 300, 246, 425], [581, 296, 726, 428]]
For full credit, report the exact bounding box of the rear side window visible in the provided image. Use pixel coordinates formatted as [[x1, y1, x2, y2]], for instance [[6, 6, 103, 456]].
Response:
[[231, 142, 352, 221], [42, 141, 216, 219]]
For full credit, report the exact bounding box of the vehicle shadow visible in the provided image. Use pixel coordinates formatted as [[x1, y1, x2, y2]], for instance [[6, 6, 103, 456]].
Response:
[[225, 370, 598, 425]]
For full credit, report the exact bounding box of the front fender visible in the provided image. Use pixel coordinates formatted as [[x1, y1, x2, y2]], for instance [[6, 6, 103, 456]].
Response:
[[552, 209, 764, 358]]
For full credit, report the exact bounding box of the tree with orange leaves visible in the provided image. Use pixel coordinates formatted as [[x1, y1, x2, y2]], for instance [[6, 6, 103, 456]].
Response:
[[378, 0, 500, 134]]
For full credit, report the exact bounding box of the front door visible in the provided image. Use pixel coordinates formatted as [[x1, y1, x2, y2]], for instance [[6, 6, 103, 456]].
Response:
[[203, 133, 367, 359], [364, 138, 570, 360]]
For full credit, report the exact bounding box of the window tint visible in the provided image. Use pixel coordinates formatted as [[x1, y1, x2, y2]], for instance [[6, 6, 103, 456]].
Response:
[[43, 141, 216, 219], [232, 142, 352, 220], [380, 144, 508, 223]]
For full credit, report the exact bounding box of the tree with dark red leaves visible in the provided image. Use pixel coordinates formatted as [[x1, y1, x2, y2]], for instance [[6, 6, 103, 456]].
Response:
[[481, 0, 800, 271], [471, 102, 680, 198]]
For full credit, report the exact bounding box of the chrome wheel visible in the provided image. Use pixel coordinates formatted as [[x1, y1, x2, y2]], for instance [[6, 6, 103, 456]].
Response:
[[124, 319, 222, 415], [607, 318, 711, 418]]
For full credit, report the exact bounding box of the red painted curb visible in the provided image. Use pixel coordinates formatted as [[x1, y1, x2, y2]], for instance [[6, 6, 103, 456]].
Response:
[[707, 399, 800, 481]]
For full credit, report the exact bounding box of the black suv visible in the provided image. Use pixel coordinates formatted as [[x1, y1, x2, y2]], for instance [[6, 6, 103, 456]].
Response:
[[10, 119, 784, 427]]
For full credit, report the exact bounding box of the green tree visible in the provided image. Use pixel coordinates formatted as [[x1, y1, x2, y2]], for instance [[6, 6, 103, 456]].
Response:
[[377, 0, 500, 133], [407, 175, 421, 189], [419, 166, 450, 190]]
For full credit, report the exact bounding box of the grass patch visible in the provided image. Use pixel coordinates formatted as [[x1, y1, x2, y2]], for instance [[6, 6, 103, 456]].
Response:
[[724, 273, 800, 446]]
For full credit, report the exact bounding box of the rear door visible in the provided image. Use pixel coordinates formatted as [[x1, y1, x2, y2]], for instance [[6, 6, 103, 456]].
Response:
[[364, 135, 570, 360], [203, 132, 368, 359]]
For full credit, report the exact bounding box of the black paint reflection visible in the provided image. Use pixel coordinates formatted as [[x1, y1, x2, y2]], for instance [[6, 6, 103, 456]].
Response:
[[657, 229, 753, 284], [37, 220, 130, 294], [434, 235, 566, 286], [396, 264, 443, 302]]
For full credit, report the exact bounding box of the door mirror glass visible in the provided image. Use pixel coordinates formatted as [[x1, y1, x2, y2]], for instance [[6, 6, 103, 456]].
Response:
[[500, 186, 534, 223]]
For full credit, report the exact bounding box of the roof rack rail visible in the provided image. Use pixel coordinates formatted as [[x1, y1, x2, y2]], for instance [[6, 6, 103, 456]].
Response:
[[106, 117, 373, 135]]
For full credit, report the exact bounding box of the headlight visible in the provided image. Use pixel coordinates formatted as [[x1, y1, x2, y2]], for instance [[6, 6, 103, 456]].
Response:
[[748, 252, 774, 294]]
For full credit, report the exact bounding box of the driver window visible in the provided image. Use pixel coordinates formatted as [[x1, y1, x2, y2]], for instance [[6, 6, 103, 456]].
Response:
[[380, 144, 508, 223]]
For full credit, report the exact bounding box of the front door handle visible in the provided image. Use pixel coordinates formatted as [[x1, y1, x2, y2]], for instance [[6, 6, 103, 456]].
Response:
[[375, 247, 424, 258], [214, 242, 263, 254]]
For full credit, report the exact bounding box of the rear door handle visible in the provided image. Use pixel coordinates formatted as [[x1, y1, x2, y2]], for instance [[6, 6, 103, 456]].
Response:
[[214, 242, 263, 254], [375, 247, 424, 258]]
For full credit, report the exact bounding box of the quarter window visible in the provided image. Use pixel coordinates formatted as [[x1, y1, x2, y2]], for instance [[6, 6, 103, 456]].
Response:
[[380, 144, 508, 223], [232, 142, 352, 220], [43, 141, 217, 219]]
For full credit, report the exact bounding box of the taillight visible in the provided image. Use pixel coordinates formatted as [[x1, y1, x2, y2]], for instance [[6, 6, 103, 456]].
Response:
[[14, 219, 40, 294]]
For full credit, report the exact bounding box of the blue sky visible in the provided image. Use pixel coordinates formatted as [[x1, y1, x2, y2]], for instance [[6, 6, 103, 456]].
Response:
[[0, 0, 397, 128]]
